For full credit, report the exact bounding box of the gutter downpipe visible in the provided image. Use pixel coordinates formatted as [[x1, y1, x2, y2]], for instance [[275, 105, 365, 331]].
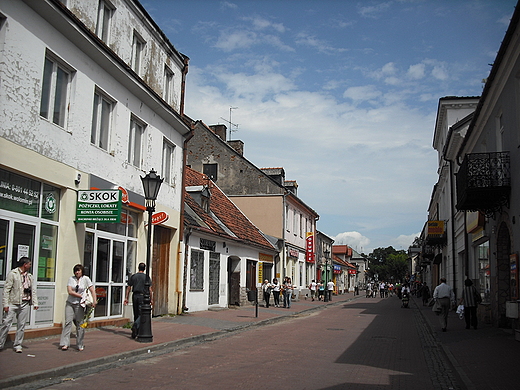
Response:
[[448, 160, 458, 300], [179, 126, 195, 313], [282, 191, 287, 279]]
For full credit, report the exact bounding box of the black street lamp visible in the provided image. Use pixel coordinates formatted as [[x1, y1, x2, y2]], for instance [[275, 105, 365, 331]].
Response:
[[138, 169, 163, 342], [324, 249, 330, 302]]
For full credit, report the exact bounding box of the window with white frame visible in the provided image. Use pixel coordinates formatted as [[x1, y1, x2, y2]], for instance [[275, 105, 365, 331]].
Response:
[[40, 53, 72, 127], [163, 66, 174, 104], [162, 139, 175, 185], [91, 89, 113, 150], [96, 0, 114, 43], [131, 31, 145, 76], [128, 116, 145, 168]]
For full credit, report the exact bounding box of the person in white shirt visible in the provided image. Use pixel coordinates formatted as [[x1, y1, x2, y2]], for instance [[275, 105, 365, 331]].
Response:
[[326, 280, 335, 301], [308, 280, 317, 301], [433, 278, 455, 332]]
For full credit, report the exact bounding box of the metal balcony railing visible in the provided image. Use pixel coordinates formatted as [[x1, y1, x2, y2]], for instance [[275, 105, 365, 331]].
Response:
[[456, 152, 510, 212]]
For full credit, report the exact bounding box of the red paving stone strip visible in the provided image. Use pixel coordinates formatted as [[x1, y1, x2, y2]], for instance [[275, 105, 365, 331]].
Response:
[[0, 295, 354, 388]]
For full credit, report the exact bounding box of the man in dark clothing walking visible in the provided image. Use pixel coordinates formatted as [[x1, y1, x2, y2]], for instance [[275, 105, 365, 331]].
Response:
[[124, 263, 153, 338]]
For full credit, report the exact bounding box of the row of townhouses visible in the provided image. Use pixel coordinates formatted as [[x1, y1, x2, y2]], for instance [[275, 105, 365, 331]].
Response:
[[413, 1, 520, 331], [0, 0, 359, 333]]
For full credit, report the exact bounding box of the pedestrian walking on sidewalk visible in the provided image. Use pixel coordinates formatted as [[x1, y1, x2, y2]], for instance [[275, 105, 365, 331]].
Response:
[[433, 277, 455, 332], [326, 280, 335, 301], [60, 264, 96, 351], [124, 262, 153, 339], [262, 279, 272, 308], [272, 278, 281, 307], [283, 277, 293, 308], [318, 280, 325, 300], [0, 257, 39, 353], [421, 283, 431, 306], [460, 279, 481, 330], [309, 280, 317, 301]]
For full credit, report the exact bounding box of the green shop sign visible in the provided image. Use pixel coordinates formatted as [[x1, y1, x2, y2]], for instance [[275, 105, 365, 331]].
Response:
[[76, 190, 121, 223]]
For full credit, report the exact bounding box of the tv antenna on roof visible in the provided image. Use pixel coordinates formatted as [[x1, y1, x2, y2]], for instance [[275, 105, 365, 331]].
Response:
[[220, 106, 239, 140]]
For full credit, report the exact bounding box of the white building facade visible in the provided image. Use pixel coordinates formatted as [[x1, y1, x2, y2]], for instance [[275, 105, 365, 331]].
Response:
[[0, 0, 190, 330]]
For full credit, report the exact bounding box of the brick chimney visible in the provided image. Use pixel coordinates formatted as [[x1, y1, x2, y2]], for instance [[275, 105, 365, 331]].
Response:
[[261, 168, 285, 186], [209, 124, 227, 141], [227, 140, 244, 156]]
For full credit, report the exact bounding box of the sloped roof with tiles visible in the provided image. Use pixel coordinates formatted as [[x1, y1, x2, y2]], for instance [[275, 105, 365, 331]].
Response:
[[184, 168, 276, 252]]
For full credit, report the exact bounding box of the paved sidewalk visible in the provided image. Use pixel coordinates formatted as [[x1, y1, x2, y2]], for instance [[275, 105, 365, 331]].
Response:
[[0, 294, 355, 389], [2, 292, 519, 389], [414, 296, 520, 390]]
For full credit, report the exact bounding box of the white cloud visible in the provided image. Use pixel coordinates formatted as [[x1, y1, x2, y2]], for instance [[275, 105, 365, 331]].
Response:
[[333, 232, 371, 253], [393, 232, 421, 251], [343, 85, 382, 103], [220, 1, 237, 10], [358, 2, 392, 18], [407, 63, 426, 80], [214, 30, 257, 51]]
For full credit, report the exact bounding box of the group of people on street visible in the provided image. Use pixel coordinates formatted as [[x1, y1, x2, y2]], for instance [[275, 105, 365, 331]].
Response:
[[261, 278, 336, 308], [362, 277, 482, 333], [432, 277, 481, 332], [0, 257, 150, 353]]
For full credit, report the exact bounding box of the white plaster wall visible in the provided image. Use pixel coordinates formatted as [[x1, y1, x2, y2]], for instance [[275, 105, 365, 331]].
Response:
[[185, 233, 275, 313], [0, 0, 185, 212]]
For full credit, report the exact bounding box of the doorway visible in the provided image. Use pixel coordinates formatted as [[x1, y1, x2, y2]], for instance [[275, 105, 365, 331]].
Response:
[[152, 225, 170, 316]]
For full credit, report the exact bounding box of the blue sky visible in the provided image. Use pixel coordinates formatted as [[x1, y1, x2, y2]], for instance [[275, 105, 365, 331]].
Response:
[[144, 0, 516, 254]]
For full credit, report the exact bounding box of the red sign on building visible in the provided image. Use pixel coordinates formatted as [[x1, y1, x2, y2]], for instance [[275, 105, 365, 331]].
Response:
[[306, 232, 315, 263]]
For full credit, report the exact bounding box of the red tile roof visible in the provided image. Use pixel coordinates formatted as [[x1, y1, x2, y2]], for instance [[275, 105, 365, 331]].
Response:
[[184, 168, 276, 252]]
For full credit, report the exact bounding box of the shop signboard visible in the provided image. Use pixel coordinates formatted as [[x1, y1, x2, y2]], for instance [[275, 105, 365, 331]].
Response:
[[76, 190, 121, 223], [306, 232, 315, 263]]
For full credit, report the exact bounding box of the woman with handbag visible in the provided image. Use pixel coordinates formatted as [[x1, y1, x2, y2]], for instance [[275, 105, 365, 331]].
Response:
[[60, 264, 96, 351], [460, 279, 481, 330]]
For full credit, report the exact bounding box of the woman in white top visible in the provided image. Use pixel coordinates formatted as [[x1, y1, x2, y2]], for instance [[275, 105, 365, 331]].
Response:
[[60, 264, 96, 351], [261, 279, 272, 308]]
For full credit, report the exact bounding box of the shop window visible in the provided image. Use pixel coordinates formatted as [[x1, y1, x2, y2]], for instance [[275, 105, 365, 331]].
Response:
[[0, 219, 7, 281], [41, 184, 60, 221], [477, 241, 490, 303], [38, 223, 57, 282], [84, 231, 94, 278], [190, 249, 204, 290], [0, 169, 41, 217]]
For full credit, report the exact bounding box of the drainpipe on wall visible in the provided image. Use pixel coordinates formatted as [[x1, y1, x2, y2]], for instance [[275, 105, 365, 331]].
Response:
[[182, 228, 192, 313], [448, 160, 458, 299], [282, 191, 287, 279], [179, 126, 194, 313], [179, 56, 189, 116]]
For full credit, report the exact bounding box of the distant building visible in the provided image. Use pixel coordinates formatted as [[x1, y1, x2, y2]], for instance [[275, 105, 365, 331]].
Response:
[[186, 121, 319, 296], [183, 168, 277, 311]]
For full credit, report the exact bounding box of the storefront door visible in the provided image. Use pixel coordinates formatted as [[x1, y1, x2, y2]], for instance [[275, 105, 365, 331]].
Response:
[[91, 235, 126, 318]]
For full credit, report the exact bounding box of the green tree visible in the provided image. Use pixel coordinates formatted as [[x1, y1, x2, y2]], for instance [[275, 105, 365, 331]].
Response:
[[367, 246, 408, 282]]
